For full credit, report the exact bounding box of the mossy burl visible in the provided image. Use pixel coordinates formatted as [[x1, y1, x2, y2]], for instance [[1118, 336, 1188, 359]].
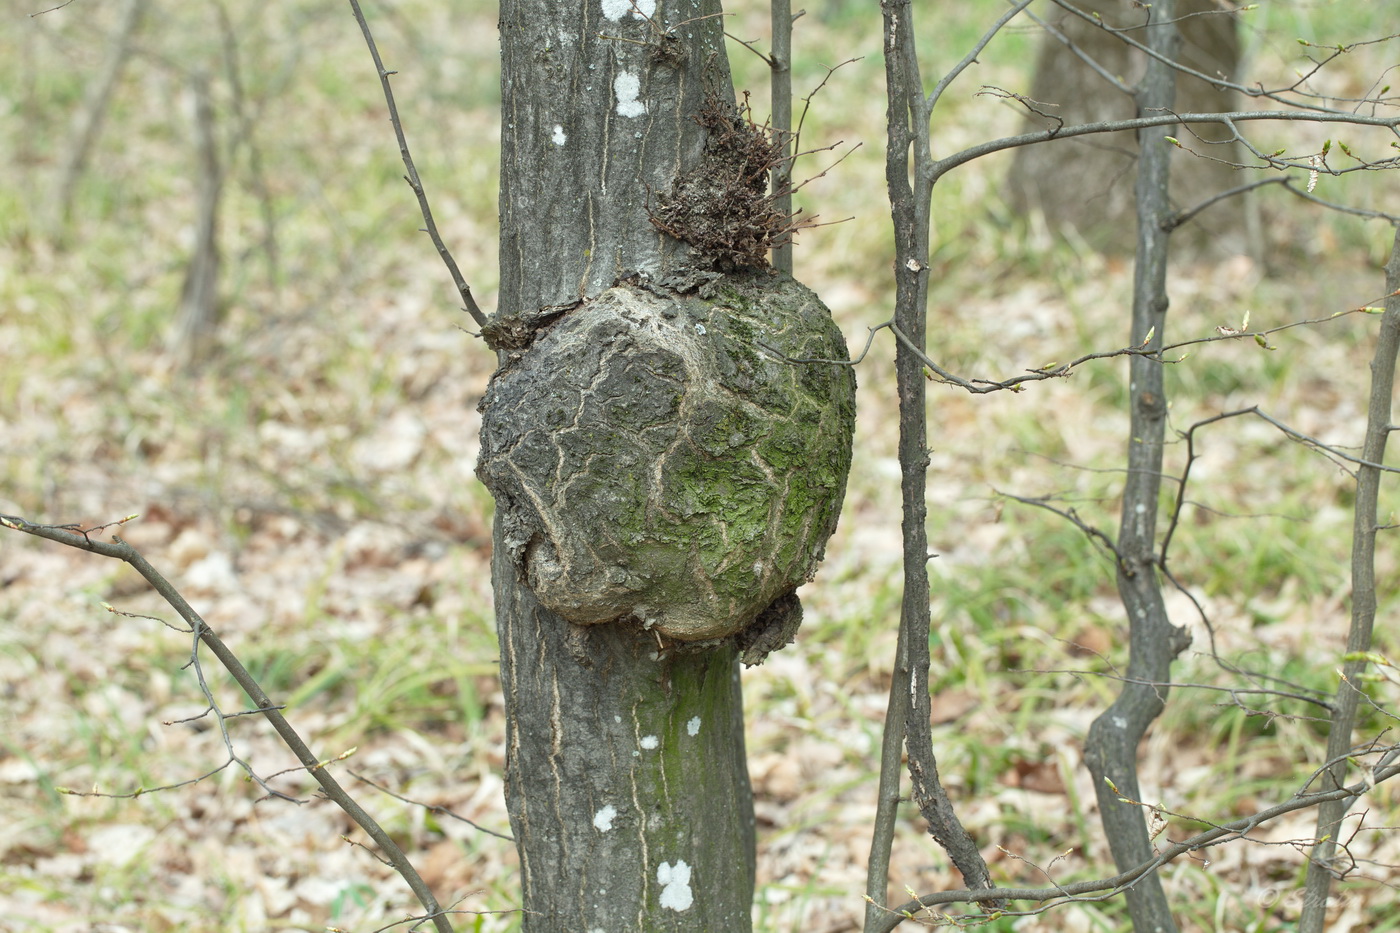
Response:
[[476, 273, 855, 645]]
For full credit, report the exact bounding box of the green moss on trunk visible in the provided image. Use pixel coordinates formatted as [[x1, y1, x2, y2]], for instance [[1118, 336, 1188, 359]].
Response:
[[477, 273, 855, 649]]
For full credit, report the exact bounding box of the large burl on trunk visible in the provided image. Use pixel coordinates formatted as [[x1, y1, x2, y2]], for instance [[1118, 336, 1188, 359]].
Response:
[[478, 273, 855, 654], [490, 1, 852, 926]]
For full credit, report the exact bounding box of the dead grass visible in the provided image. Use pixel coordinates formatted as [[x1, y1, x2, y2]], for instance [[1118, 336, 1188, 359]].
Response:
[[2, 1, 1399, 931]]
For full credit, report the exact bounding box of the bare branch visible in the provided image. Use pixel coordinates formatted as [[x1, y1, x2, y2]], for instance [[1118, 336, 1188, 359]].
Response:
[[347, 0, 488, 331], [870, 756, 1400, 929], [0, 513, 459, 933], [927, 0, 1037, 112]]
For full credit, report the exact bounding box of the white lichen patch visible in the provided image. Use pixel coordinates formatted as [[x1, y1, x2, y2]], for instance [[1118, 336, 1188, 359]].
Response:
[[601, 0, 655, 20], [640, 734, 659, 750], [686, 716, 701, 736], [593, 804, 618, 832], [552, 124, 567, 146], [614, 72, 646, 118], [657, 860, 694, 911]]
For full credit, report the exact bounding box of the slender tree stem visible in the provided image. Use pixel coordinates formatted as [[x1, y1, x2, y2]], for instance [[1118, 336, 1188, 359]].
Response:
[[1298, 226, 1400, 932], [1082, 3, 1189, 931], [866, 2, 996, 928], [770, 0, 792, 274]]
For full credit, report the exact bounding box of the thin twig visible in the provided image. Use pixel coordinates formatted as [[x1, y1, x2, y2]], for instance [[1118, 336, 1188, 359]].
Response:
[[347, 0, 487, 330], [0, 513, 459, 933], [350, 770, 515, 842]]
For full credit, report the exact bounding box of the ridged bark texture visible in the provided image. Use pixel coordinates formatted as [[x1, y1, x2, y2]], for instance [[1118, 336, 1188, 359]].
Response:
[[494, 547, 755, 930], [489, 1, 809, 927], [499, 0, 728, 313]]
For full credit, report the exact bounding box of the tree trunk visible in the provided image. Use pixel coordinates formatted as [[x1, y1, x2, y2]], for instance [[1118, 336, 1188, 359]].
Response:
[[1082, 2, 1192, 931], [1007, 0, 1245, 255], [488, 1, 854, 928], [493, 558, 755, 930]]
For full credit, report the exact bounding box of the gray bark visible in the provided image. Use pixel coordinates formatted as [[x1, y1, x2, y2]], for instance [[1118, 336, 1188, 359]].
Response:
[[499, 0, 728, 313], [1081, 2, 1191, 931], [491, 0, 854, 927], [493, 558, 755, 930], [865, 1, 998, 927], [1298, 228, 1400, 932]]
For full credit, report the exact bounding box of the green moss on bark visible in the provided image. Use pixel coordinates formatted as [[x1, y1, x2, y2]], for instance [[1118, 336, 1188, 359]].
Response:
[[477, 273, 855, 645]]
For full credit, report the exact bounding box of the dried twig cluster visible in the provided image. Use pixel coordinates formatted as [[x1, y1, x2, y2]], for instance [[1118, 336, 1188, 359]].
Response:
[[649, 91, 818, 272]]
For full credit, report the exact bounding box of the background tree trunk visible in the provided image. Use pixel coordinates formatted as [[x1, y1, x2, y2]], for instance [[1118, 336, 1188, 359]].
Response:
[[1006, 0, 1245, 255], [169, 70, 223, 364], [492, 1, 757, 928]]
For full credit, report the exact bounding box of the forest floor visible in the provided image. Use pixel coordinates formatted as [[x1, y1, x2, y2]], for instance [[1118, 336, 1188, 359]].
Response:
[[2, 2, 1398, 932]]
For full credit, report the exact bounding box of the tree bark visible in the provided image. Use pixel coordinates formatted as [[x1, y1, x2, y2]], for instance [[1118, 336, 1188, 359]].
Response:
[[1298, 227, 1400, 933], [1081, 2, 1191, 931], [499, 0, 728, 313], [493, 556, 755, 930], [492, 2, 757, 928]]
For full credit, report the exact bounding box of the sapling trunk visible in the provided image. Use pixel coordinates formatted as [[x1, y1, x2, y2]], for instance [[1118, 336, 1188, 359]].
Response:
[[1082, 3, 1191, 931], [1298, 227, 1400, 932]]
